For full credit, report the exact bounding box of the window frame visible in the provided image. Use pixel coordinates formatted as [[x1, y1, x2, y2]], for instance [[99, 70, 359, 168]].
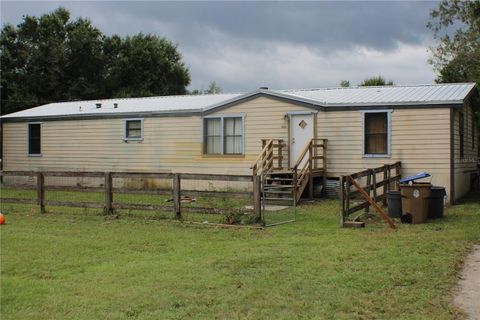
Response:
[[27, 122, 42, 157], [361, 110, 392, 158], [202, 114, 245, 156], [123, 118, 144, 141]]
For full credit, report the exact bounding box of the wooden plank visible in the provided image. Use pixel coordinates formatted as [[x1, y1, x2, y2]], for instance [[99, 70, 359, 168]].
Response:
[[37, 172, 45, 213], [348, 176, 396, 229], [111, 172, 172, 179], [173, 173, 181, 219], [104, 172, 113, 214], [0, 171, 37, 177], [43, 171, 105, 177], [112, 203, 252, 215], [348, 194, 385, 214], [179, 173, 252, 182], [46, 200, 104, 209], [0, 198, 37, 204]]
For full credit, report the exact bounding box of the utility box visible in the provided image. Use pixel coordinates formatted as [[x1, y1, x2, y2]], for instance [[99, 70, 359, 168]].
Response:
[[400, 183, 432, 224]]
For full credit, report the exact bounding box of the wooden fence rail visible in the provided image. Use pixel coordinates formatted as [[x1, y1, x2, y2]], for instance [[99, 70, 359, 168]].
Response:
[[339, 162, 401, 228], [0, 171, 261, 223]]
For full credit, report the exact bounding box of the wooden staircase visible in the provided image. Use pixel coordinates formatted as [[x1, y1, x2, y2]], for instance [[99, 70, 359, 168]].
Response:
[[251, 138, 327, 206]]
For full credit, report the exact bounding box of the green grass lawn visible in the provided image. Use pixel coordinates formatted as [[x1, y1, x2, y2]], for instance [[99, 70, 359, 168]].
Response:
[[1, 194, 479, 319]]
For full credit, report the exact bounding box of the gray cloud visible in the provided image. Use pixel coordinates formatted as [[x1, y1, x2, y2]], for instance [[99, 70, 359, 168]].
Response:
[[1, 1, 439, 92]]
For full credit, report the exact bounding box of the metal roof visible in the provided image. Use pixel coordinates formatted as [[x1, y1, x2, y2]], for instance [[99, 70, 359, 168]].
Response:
[[2, 83, 476, 120]]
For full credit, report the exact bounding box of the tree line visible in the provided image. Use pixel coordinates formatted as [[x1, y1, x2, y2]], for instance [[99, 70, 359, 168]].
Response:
[[0, 7, 191, 115]]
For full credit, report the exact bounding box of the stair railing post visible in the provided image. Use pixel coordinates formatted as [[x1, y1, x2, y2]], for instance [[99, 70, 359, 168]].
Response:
[[293, 166, 298, 203], [322, 139, 327, 196]]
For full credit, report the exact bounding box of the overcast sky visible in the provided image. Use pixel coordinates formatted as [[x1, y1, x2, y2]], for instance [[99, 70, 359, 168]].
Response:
[[1, 1, 441, 92]]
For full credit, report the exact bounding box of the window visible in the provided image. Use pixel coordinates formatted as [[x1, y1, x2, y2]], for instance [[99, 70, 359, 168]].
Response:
[[124, 119, 143, 140], [363, 112, 389, 156], [459, 112, 464, 159], [205, 118, 221, 154], [204, 116, 244, 155], [28, 123, 41, 155]]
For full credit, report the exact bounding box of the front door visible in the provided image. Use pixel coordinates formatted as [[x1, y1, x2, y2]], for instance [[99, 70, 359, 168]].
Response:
[[290, 113, 314, 167]]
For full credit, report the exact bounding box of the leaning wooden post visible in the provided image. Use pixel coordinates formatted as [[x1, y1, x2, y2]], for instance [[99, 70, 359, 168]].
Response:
[[104, 172, 113, 215], [37, 172, 45, 214], [339, 175, 345, 227], [253, 175, 262, 223], [173, 173, 181, 220]]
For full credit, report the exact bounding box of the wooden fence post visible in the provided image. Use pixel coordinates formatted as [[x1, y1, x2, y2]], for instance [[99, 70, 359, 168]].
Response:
[[173, 173, 181, 219], [345, 175, 350, 224], [253, 175, 262, 223], [104, 172, 113, 214], [365, 169, 372, 214], [339, 175, 345, 227], [37, 172, 45, 213], [322, 139, 327, 196], [382, 165, 388, 206], [308, 143, 313, 199]]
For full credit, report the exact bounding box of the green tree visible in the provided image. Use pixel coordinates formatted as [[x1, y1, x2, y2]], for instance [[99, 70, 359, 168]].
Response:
[[427, 0, 480, 84], [104, 33, 190, 98], [340, 80, 350, 87], [359, 76, 394, 86], [188, 81, 222, 95], [0, 7, 191, 115]]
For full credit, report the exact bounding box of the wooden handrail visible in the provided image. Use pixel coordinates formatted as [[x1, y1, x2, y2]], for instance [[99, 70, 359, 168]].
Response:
[[251, 139, 286, 176]]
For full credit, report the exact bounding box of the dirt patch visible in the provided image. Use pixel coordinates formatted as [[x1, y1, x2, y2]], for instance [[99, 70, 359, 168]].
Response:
[[454, 245, 480, 320]]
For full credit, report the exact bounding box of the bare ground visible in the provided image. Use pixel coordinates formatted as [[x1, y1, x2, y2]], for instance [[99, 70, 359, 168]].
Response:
[[454, 245, 480, 320]]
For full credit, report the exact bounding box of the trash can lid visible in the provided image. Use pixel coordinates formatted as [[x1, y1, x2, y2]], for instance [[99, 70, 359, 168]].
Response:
[[399, 172, 431, 184]]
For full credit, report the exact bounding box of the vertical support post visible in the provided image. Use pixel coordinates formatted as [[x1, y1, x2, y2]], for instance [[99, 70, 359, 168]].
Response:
[[37, 172, 45, 214], [365, 170, 372, 214], [339, 175, 345, 227], [345, 175, 350, 222], [253, 175, 262, 223], [395, 162, 402, 191], [104, 172, 113, 215], [173, 173, 181, 219], [372, 170, 377, 203], [278, 141, 283, 170], [308, 142, 313, 199], [322, 139, 327, 196], [383, 164, 390, 206], [293, 169, 298, 204]]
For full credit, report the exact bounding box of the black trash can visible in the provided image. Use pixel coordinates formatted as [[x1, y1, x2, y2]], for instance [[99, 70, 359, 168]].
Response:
[[428, 186, 446, 219], [386, 191, 402, 218]]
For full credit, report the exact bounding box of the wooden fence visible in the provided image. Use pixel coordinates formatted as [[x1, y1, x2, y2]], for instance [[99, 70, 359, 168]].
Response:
[[339, 162, 402, 228], [0, 171, 262, 223]]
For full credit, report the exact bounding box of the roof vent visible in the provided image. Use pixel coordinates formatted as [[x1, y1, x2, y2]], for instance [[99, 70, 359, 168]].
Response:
[[96, 103, 102, 109], [259, 86, 269, 90], [114, 103, 118, 108]]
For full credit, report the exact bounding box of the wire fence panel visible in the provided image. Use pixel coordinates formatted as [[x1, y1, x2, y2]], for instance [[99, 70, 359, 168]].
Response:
[[1, 171, 262, 226]]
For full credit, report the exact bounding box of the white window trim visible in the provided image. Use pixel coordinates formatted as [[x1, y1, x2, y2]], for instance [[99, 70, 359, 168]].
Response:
[[361, 110, 392, 158], [123, 118, 144, 141], [203, 114, 245, 155], [27, 122, 42, 157]]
